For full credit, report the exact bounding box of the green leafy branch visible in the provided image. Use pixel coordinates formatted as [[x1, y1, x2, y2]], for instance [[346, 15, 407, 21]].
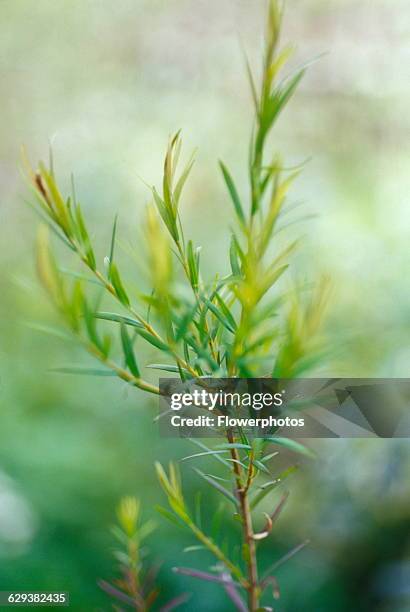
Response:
[[23, 1, 329, 610], [101, 496, 190, 611], [155, 435, 312, 611]]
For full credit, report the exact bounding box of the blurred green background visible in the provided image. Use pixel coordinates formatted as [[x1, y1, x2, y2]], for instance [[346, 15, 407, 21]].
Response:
[[1, 0, 409, 610]]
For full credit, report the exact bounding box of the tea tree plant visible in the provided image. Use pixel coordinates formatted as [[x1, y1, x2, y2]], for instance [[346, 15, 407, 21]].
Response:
[[100, 497, 190, 611], [24, 1, 329, 609]]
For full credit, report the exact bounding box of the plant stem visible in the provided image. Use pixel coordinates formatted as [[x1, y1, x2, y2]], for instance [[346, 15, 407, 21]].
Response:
[[75, 253, 198, 378], [227, 429, 259, 611], [187, 520, 248, 587], [87, 343, 161, 395]]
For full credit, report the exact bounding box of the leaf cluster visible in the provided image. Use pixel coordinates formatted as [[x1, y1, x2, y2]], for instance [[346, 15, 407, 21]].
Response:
[[25, 0, 328, 391]]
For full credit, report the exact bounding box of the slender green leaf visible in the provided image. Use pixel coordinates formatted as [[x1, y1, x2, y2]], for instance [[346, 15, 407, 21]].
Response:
[[251, 465, 298, 509], [82, 297, 103, 351], [74, 204, 96, 270], [193, 469, 238, 508], [120, 322, 140, 377], [219, 161, 246, 225], [152, 187, 179, 242], [155, 505, 185, 530], [50, 366, 116, 377], [229, 236, 241, 277], [266, 437, 315, 458], [174, 153, 195, 205], [186, 240, 199, 290], [203, 298, 235, 334], [147, 363, 191, 375], [260, 452, 279, 463], [94, 312, 143, 329], [251, 459, 271, 475], [278, 69, 305, 115], [183, 545, 205, 553], [214, 293, 237, 331], [39, 163, 70, 232], [108, 214, 118, 272], [216, 443, 251, 450], [180, 450, 229, 463], [110, 263, 130, 306], [261, 264, 289, 295], [136, 328, 170, 352], [188, 440, 231, 469]]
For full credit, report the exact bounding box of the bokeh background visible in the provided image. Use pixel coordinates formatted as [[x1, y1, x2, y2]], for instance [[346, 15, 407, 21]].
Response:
[[1, 0, 409, 610]]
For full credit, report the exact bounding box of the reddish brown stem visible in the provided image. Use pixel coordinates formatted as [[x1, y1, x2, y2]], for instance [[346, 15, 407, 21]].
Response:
[[226, 429, 259, 611]]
